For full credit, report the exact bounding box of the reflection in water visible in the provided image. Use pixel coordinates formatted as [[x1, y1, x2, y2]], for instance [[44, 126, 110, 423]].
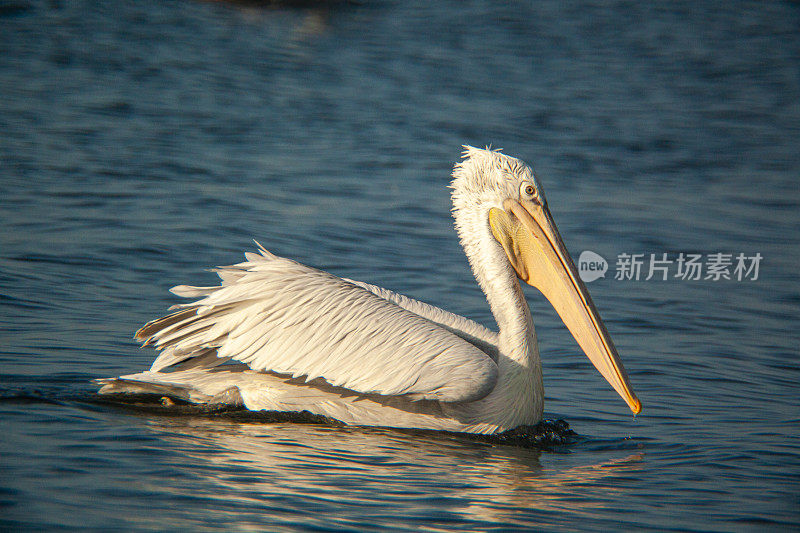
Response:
[[143, 416, 642, 527]]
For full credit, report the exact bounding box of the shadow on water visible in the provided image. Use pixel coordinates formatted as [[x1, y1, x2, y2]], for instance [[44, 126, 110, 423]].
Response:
[[86, 391, 593, 450], [2, 383, 647, 454]]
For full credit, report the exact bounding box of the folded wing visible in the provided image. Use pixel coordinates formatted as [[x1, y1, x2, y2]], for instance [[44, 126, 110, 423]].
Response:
[[136, 246, 498, 403]]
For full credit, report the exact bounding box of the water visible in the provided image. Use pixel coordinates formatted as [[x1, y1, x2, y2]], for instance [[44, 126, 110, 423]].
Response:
[[1, 0, 799, 530]]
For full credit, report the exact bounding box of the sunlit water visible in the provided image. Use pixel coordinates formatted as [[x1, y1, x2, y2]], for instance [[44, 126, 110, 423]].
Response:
[[1, 1, 799, 531]]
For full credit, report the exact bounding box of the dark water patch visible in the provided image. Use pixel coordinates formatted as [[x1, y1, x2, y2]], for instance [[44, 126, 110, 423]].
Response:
[[89, 100, 134, 117], [39, 189, 140, 201], [0, 292, 50, 310], [104, 244, 171, 258], [487, 420, 580, 448], [7, 253, 117, 269], [0, 390, 65, 407], [0, 2, 31, 18]]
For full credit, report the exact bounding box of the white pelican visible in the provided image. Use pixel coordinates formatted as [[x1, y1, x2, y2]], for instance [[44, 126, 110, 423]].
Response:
[[97, 147, 641, 434]]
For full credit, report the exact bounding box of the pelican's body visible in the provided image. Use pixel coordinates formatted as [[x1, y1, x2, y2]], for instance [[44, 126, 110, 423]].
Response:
[[97, 147, 640, 434]]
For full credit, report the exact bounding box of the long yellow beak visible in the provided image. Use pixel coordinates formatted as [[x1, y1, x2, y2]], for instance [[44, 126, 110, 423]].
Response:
[[489, 198, 641, 415]]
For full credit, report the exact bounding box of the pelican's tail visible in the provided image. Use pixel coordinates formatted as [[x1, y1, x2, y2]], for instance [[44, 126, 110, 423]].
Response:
[[94, 366, 248, 406]]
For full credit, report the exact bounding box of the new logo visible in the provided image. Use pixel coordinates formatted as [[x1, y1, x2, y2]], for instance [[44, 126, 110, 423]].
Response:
[[578, 250, 607, 282]]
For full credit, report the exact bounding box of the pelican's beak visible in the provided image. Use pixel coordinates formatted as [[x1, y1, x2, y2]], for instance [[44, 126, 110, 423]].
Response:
[[489, 199, 642, 415]]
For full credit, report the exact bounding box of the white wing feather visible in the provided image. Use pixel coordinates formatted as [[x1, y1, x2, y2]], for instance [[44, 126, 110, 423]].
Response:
[[342, 278, 499, 358], [136, 246, 499, 403]]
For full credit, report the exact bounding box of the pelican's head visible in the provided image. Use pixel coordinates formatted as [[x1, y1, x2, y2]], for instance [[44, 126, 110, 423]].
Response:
[[451, 146, 641, 416]]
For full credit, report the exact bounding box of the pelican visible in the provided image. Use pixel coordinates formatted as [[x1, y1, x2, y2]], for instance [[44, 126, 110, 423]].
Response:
[[97, 147, 641, 434]]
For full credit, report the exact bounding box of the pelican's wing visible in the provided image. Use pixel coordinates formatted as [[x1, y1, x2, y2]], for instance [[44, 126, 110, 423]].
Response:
[[136, 246, 498, 403], [342, 278, 499, 358]]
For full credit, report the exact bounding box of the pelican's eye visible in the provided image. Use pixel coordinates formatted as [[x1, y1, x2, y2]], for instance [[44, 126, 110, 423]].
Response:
[[520, 182, 537, 201]]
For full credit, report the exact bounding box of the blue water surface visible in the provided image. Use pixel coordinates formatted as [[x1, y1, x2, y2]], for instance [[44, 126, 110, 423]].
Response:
[[1, 0, 799, 531]]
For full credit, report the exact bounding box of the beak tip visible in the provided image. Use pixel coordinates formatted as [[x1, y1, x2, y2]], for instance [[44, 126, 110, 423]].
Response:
[[630, 397, 642, 415]]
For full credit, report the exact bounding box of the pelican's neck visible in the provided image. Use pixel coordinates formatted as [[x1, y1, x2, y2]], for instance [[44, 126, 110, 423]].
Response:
[[485, 268, 537, 366], [456, 204, 540, 371]]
